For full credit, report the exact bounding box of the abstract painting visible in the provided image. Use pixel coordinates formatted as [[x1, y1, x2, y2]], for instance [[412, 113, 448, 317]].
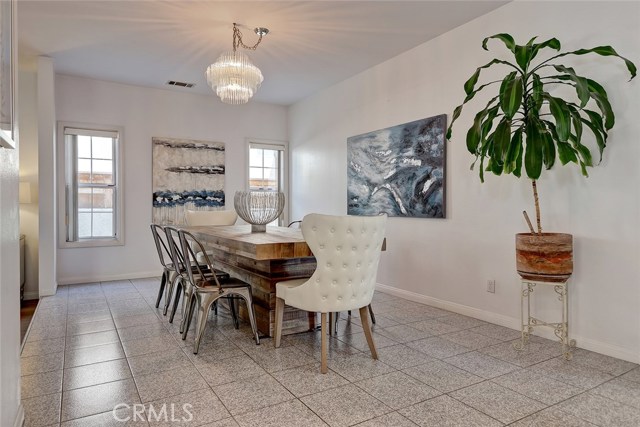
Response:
[[347, 114, 446, 218], [152, 137, 225, 225]]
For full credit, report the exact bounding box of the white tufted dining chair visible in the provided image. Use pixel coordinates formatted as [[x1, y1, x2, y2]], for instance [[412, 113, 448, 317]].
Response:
[[184, 209, 238, 226], [274, 213, 387, 373]]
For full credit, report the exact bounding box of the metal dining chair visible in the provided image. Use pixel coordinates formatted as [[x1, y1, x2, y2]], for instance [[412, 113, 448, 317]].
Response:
[[274, 213, 387, 373], [163, 226, 236, 329], [150, 224, 179, 311], [179, 229, 260, 353]]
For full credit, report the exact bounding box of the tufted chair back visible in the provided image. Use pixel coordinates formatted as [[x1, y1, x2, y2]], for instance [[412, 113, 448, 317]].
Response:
[[283, 213, 387, 313], [184, 209, 238, 226]]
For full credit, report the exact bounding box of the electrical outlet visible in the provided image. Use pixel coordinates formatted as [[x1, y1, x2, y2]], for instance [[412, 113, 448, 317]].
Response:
[[487, 279, 496, 293]]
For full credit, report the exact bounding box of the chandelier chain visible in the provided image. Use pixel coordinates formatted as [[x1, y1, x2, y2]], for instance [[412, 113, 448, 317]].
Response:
[[233, 23, 263, 52]]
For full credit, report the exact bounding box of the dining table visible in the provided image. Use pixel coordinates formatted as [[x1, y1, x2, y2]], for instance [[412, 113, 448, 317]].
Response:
[[181, 224, 318, 337]]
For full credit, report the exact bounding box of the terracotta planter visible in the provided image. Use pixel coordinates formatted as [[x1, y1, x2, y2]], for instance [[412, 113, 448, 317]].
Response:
[[516, 233, 573, 282]]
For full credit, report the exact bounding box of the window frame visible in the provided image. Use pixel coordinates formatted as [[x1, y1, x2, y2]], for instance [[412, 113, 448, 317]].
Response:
[[57, 122, 125, 248], [245, 139, 289, 226]]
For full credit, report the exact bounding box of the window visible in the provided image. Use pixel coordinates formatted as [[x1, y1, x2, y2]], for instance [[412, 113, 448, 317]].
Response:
[[247, 140, 288, 225], [58, 123, 124, 247]]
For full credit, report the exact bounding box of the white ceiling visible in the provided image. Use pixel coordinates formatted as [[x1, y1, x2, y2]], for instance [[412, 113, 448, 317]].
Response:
[[18, 1, 508, 106]]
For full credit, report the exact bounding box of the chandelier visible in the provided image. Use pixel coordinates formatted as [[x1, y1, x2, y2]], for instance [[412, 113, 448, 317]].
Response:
[[206, 23, 269, 105]]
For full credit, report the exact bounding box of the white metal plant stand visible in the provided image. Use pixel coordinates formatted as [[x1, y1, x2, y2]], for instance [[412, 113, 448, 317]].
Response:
[[513, 278, 576, 360]]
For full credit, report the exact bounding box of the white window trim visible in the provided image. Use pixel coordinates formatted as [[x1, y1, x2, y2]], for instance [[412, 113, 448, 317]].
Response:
[[245, 138, 289, 226], [57, 121, 125, 248]]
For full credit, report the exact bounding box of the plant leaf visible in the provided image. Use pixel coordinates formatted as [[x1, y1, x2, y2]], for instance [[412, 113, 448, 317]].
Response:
[[464, 59, 519, 95], [586, 78, 609, 99], [556, 141, 578, 165], [515, 45, 532, 71], [584, 109, 606, 137], [544, 93, 572, 142], [524, 118, 544, 179], [565, 104, 583, 141], [481, 106, 501, 138], [482, 33, 516, 52], [570, 136, 594, 167], [590, 91, 615, 130], [491, 157, 504, 175], [540, 46, 637, 80], [531, 74, 543, 112], [514, 145, 523, 178], [529, 38, 561, 63], [446, 105, 463, 139], [466, 101, 499, 154], [504, 127, 523, 174], [492, 118, 512, 162], [552, 65, 590, 107], [499, 72, 523, 119], [579, 160, 589, 177], [581, 117, 606, 163], [542, 130, 556, 170], [466, 119, 482, 154]]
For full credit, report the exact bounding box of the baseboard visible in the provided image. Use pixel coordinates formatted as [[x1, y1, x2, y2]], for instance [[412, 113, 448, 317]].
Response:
[[22, 291, 39, 300], [57, 271, 160, 286], [376, 283, 640, 364], [14, 403, 24, 427]]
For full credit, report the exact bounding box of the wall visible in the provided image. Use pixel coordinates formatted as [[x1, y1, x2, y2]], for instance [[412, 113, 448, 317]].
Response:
[[1, 1, 22, 423], [18, 55, 39, 299], [289, 1, 640, 361], [38, 57, 57, 296], [0, 143, 21, 427], [55, 75, 288, 283]]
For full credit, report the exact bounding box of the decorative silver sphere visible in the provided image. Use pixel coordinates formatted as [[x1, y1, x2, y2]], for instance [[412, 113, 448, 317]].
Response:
[[234, 191, 285, 232]]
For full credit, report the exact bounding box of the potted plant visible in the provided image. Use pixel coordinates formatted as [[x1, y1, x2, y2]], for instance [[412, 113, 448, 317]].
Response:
[[447, 33, 636, 282]]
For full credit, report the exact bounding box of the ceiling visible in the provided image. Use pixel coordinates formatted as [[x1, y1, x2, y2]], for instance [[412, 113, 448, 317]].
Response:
[[18, 1, 508, 106]]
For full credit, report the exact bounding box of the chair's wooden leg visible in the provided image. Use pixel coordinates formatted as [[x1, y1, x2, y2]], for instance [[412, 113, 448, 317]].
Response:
[[328, 312, 334, 336], [320, 312, 328, 374], [368, 304, 376, 325], [274, 297, 285, 348], [359, 306, 378, 359]]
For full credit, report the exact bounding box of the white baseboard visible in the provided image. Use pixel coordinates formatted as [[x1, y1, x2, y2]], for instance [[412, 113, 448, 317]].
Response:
[[14, 404, 24, 427], [57, 271, 160, 286], [22, 291, 39, 300], [376, 283, 640, 364]]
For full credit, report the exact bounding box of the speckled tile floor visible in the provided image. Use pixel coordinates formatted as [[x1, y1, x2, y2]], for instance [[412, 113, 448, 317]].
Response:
[[21, 278, 640, 427]]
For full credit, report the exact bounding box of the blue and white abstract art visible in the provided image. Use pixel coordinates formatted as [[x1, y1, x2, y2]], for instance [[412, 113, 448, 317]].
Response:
[[152, 137, 225, 224], [347, 114, 446, 218]]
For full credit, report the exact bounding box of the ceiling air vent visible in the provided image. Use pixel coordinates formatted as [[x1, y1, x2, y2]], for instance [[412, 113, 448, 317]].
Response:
[[167, 80, 195, 88]]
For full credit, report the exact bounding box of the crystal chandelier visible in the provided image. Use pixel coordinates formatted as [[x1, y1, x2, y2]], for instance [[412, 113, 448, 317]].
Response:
[[206, 23, 269, 105]]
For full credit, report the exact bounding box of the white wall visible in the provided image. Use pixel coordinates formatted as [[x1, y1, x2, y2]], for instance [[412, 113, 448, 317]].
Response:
[[18, 55, 39, 300], [289, 1, 640, 362], [0, 143, 21, 427], [1, 2, 22, 423], [38, 57, 57, 296], [55, 75, 288, 283]]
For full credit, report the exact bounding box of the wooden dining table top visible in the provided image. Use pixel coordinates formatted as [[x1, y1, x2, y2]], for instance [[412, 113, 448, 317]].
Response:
[[181, 225, 314, 261], [182, 224, 387, 262]]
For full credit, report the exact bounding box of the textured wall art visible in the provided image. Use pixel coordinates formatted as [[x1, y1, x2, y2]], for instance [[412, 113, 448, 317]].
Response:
[[347, 114, 446, 218], [152, 137, 225, 224]]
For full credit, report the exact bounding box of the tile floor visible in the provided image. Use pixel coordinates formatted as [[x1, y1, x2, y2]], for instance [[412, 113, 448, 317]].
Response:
[[20, 278, 640, 427]]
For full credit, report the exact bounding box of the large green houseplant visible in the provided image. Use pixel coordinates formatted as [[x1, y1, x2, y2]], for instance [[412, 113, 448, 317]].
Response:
[[447, 33, 636, 280]]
